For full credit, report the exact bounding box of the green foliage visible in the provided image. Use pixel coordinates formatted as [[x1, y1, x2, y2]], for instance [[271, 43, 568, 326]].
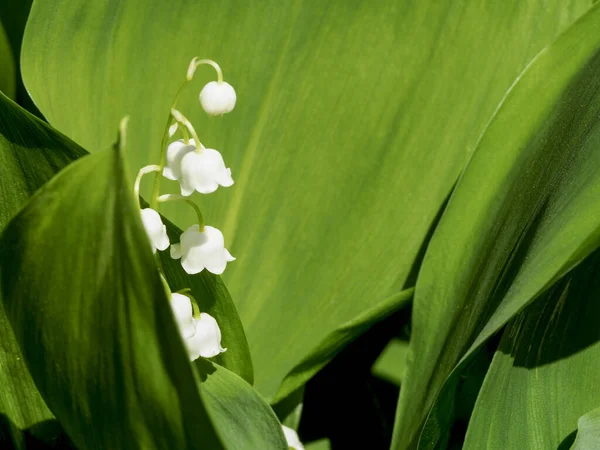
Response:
[[394, 4, 600, 448], [2, 0, 600, 448], [0, 21, 15, 99], [0, 126, 286, 449], [22, 0, 594, 401], [0, 92, 86, 447], [463, 249, 600, 449], [571, 407, 600, 450]]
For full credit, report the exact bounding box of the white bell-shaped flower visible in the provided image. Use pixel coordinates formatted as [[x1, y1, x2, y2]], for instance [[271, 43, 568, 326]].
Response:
[[184, 312, 227, 360], [170, 225, 235, 275], [199, 81, 236, 115], [140, 208, 169, 253], [282, 426, 305, 450], [170, 293, 196, 339], [179, 147, 234, 196], [163, 139, 195, 181]]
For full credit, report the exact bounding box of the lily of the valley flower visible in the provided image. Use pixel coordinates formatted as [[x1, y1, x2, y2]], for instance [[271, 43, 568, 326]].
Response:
[[169, 293, 226, 361], [140, 208, 169, 253], [171, 225, 235, 275], [185, 312, 227, 360], [199, 81, 237, 115], [282, 426, 305, 450], [163, 140, 234, 195]]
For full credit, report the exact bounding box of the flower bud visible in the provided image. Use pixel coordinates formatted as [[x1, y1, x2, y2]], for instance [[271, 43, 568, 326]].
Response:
[[199, 81, 236, 115]]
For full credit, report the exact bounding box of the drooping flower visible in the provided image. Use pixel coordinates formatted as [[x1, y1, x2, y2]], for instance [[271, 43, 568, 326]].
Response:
[[169, 293, 226, 361], [179, 147, 234, 195], [281, 426, 305, 450], [199, 81, 237, 115], [170, 225, 235, 275], [184, 312, 227, 360], [170, 293, 196, 339], [162, 140, 233, 196], [140, 208, 169, 253]]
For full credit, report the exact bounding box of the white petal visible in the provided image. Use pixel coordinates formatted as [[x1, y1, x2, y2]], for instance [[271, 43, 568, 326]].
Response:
[[140, 208, 170, 253], [164, 140, 195, 181], [170, 243, 183, 259], [168, 123, 178, 137], [216, 167, 234, 188], [181, 254, 205, 275], [184, 313, 226, 360], [170, 293, 196, 339], [224, 249, 236, 262], [281, 426, 304, 450], [203, 252, 229, 275], [199, 81, 237, 115]]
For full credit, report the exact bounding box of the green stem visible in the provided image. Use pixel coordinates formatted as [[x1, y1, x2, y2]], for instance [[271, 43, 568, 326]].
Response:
[[150, 80, 190, 209], [158, 194, 205, 231], [170, 109, 203, 151], [134, 165, 161, 208], [187, 58, 223, 83]]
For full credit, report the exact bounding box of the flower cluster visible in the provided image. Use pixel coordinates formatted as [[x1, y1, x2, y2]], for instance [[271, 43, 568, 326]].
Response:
[[134, 58, 237, 361]]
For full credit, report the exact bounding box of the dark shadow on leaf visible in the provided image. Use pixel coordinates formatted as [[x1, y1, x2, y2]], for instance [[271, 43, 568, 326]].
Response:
[[0, 414, 75, 449], [556, 429, 577, 450], [194, 358, 217, 383], [499, 247, 600, 368]]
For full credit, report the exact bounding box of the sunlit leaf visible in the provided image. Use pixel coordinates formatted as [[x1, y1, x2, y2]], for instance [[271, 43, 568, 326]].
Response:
[[463, 250, 600, 449], [392, 5, 600, 448], [20, 0, 593, 399], [571, 407, 600, 450]]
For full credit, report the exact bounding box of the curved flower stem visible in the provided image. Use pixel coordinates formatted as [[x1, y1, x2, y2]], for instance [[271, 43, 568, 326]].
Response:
[[158, 194, 205, 231], [134, 165, 161, 208], [170, 109, 203, 151], [187, 58, 223, 84], [151, 58, 223, 209]]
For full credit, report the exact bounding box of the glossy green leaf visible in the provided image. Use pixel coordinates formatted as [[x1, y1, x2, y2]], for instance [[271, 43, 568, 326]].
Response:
[[0, 20, 15, 99], [463, 250, 600, 449], [0, 139, 286, 448], [0, 92, 85, 447], [20, 0, 593, 399], [393, 5, 600, 448], [273, 288, 412, 403], [571, 407, 600, 450]]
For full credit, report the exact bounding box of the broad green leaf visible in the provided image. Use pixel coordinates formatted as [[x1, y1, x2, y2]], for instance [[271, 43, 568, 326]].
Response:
[[0, 20, 15, 99], [273, 288, 412, 403], [0, 92, 85, 447], [571, 408, 600, 450], [0, 140, 286, 448], [21, 0, 592, 399], [393, 5, 600, 449], [463, 250, 600, 450]]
